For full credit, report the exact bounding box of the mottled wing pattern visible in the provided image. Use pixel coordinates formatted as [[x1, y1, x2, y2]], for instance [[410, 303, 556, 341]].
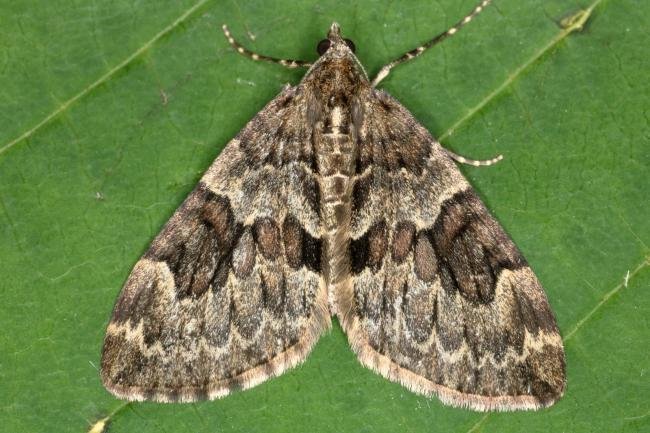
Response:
[[101, 86, 330, 402], [339, 90, 566, 411]]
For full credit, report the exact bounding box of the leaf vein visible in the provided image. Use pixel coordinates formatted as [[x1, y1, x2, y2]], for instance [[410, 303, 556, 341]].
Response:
[[440, 0, 605, 142], [0, 0, 213, 158]]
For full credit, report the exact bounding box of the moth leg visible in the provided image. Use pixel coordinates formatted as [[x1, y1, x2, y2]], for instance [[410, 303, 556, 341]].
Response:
[[371, 0, 492, 87], [443, 147, 503, 167], [222, 25, 312, 69]]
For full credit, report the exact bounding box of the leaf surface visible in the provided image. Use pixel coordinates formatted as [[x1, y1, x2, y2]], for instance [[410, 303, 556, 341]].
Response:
[[0, 0, 648, 432]]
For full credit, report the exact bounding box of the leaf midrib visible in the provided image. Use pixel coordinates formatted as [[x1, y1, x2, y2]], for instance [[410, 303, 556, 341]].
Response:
[[0, 0, 213, 157]]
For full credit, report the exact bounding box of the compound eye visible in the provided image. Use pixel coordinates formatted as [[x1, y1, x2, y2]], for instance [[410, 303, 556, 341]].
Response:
[[317, 39, 331, 55], [344, 38, 356, 53]]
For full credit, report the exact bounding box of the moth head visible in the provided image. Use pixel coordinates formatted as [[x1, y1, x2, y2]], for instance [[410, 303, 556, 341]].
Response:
[[302, 22, 369, 85], [316, 22, 356, 57]]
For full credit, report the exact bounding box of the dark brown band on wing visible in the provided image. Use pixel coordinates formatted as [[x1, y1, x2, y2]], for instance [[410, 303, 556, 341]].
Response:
[[282, 214, 322, 272], [143, 185, 244, 300], [431, 189, 527, 304]]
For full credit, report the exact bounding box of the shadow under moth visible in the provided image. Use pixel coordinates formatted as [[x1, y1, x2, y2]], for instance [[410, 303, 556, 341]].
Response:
[[101, 0, 566, 411]]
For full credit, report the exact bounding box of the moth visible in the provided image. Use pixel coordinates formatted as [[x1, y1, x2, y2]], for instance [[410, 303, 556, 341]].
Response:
[[101, 0, 566, 411]]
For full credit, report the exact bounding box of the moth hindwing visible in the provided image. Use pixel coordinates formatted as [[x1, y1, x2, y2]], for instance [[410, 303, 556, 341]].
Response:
[[101, 0, 565, 411]]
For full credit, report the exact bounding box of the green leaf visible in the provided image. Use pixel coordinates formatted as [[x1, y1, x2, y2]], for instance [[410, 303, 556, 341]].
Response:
[[1, 0, 648, 432]]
